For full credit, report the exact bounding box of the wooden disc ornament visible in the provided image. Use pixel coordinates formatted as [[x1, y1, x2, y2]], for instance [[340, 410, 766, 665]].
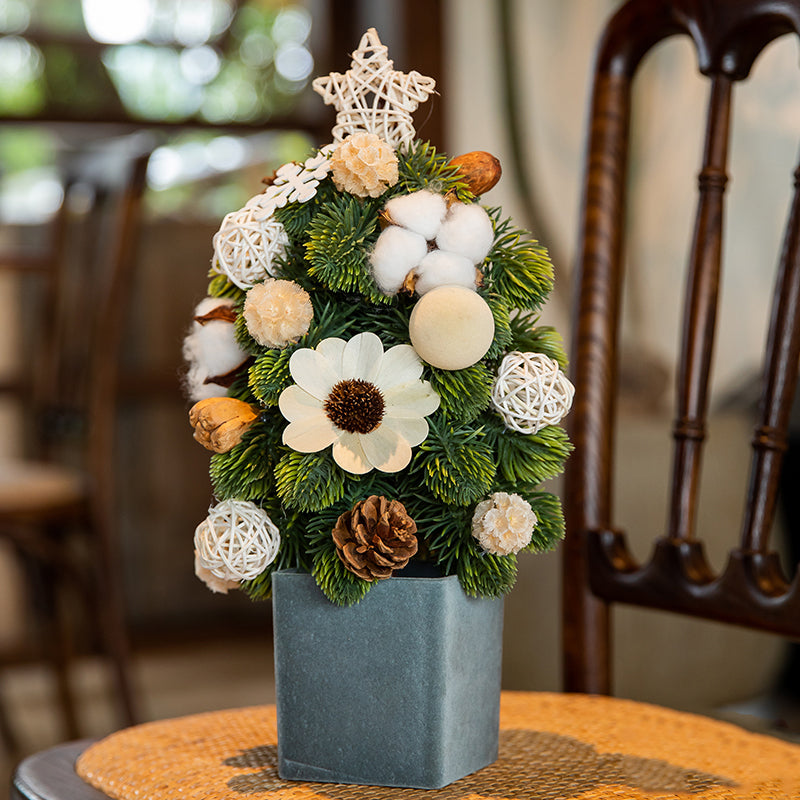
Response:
[[409, 285, 495, 370]]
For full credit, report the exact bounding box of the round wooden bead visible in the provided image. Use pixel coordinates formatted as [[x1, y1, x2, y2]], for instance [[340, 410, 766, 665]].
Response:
[[409, 285, 495, 370]]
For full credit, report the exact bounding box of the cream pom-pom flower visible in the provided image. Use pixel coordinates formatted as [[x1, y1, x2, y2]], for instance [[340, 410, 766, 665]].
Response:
[[471, 492, 537, 555], [330, 132, 398, 198], [278, 331, 440, 474], [243, 279, 314, 348]]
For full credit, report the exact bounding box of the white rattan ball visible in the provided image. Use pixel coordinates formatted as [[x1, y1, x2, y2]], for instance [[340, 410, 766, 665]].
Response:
[[491, 351, 575, 434], [194, 499, 280, 582], [211, 205, 289, 290]]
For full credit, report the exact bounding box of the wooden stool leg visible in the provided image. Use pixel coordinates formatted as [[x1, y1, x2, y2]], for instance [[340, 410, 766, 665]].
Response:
[[94, 560, 138, 726], [0, 690, 21, 755], [40, 564, 81, 741]]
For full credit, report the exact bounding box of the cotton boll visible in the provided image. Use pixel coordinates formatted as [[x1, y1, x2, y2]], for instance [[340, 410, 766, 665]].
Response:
[[371, 225, 428, 294], [435, 203, 495, 264], [187, 321, 247, 377], [415, 250, 478, 295], [384, 190, 448, 240], [182, 298, 248, 402], [184, 369, 228, 402], [194, 296, 234, 317]]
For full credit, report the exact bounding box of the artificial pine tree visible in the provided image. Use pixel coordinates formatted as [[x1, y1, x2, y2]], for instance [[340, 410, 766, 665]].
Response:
[[185, 28, 574, 606]]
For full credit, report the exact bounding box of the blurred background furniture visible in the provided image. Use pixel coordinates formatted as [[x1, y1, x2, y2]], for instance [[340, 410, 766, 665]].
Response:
[[0, 135, 152, 750], [563, 0, 800, 731]]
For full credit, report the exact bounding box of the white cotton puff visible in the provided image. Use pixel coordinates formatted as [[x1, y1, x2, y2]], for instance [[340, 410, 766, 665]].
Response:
[[415, 250, 477, 295], [436, 203, 495, 264], [384, 190, 448, 240], [182, 298, 248, 402], [370, 225, 428, 294]]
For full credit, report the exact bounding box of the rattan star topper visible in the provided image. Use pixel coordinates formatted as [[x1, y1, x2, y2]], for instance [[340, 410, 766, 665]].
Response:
[[312, 28, 436, 151]]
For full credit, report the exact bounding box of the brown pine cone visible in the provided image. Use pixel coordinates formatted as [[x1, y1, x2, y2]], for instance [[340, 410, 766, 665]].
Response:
[[332, 495, 418, 581]]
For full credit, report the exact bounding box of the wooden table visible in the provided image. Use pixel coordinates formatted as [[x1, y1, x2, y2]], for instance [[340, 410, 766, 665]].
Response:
[[11, 692, 800, 799]]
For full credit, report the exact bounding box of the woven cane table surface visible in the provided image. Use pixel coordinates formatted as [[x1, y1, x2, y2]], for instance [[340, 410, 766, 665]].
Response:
[[54, 692, 800, 799]]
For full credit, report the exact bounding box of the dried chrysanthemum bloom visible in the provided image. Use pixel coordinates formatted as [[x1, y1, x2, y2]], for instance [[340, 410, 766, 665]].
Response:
[[471, 492, 537, 556], [330, 132, 399, 198], [243, 278, 314, 348], [189, 396, 259, 453]]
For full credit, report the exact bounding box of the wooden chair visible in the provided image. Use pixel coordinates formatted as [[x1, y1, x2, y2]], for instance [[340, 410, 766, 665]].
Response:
[[563, 0, 800, 702], [0, 134, 152, 750]]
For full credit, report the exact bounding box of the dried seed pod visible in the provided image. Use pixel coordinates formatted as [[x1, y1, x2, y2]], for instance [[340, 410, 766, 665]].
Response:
[[450, 151, 502, 195], [190, 396, 259, 453]]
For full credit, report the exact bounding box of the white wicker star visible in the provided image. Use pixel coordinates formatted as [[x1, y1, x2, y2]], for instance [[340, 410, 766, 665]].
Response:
[[194, 499, 280, 582], [492, 352, 575, 435], [211, 204, 289, 289], [312, 28, 436, 151]]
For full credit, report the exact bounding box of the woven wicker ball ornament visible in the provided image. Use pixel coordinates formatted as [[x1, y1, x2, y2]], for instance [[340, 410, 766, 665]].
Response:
[[492, 352, 575, 434], [194, 499, 280, 582], [211, 205, 289, 290]]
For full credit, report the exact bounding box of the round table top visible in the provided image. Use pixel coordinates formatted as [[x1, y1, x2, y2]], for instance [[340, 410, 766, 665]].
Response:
[[13, 692, 800, 800]]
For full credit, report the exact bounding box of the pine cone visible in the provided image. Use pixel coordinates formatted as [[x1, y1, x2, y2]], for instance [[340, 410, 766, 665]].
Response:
[[332, 495, 418, 580]]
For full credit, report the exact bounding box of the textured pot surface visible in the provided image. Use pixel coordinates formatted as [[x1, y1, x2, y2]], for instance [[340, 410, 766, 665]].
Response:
[[272, 569, 504, 789]]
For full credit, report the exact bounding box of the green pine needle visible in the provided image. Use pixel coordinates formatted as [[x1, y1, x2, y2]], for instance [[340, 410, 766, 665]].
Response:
[[207, 274, 246, 301], [509, 312, 569, 368], [428, 363, 492, 424], [209, 424, 276, 501], [305, 196, 384, 301], [525, 491, 566, 552], [394, 140, 472, 199], [457, 542, 518, 598], [485, 418, 574, 486], [274, 178, 338, 240], [415, 420, 496, 506], [312, 546, 373, 606], [483, 292, 514, 360], [483, 209, 554, 312], [249, 349, 292, 406], [275, 450, 347, 512]]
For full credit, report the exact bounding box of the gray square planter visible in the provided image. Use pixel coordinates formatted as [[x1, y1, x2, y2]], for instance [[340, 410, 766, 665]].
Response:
[[272, 568, 504, 789]]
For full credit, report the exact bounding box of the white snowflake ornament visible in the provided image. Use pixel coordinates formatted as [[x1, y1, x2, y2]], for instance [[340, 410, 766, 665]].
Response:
[[211, 205, 290, 289], [312, 28, 436, 151], [194, 499, 280, 583], [247, 145, 334, 219], [492, 352, 575, 434]]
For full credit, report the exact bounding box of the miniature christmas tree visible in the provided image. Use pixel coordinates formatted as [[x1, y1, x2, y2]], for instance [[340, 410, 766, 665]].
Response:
[[185, 28, 573, 606]]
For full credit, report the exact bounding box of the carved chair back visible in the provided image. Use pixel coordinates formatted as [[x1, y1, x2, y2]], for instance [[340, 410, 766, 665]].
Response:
[[563, 0, 800, 693]]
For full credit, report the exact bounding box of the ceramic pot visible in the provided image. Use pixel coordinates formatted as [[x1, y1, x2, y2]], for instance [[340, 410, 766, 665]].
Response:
[[272, 567, 504, 789]]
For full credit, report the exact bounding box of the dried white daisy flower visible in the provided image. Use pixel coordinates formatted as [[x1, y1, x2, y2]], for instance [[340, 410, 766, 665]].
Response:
[[243, 279, 314, 348], [278, 331, 440, 474], [471, 492, 537, 556], [330, 132, 399, 198]]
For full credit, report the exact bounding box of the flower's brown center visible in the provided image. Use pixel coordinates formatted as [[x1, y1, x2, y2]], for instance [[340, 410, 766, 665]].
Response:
[[324, 379, 385, 434]]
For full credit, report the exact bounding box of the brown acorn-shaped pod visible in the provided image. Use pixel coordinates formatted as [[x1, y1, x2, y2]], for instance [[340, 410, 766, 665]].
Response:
[[332, 495, 418, 581], [450, 151, 502, 196], [189, 396, 259, 453]]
